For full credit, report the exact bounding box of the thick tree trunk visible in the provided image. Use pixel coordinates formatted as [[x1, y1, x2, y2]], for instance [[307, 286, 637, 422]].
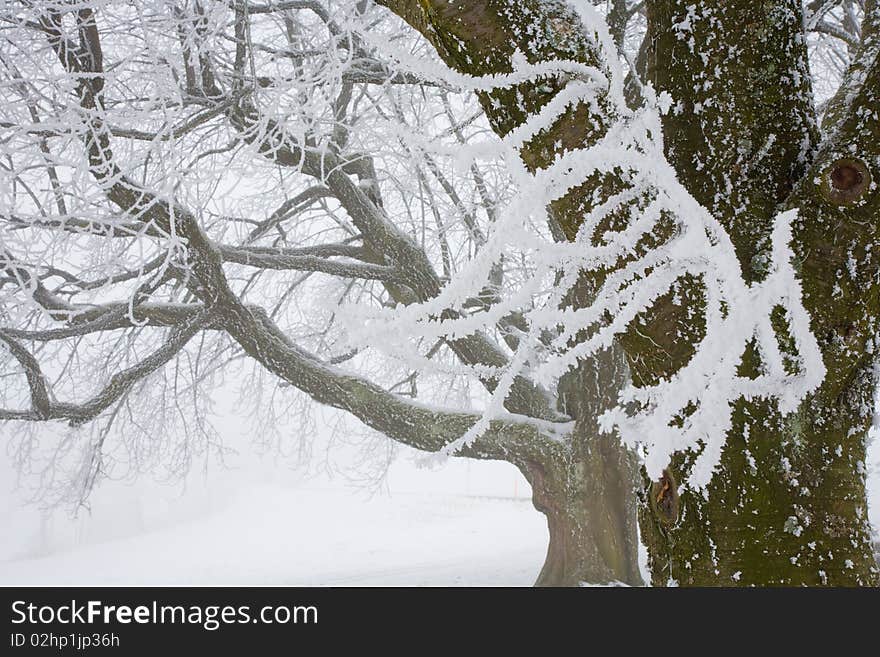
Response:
[[631, 0, 880, 585], [378, 0, 642, 586], [522, 343, 642, 587], [638, 387, 878, 586], [525, 428, 642, 587]]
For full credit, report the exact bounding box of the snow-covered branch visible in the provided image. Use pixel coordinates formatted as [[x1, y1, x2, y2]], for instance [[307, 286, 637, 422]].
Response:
[[363, 0, 828, 487]]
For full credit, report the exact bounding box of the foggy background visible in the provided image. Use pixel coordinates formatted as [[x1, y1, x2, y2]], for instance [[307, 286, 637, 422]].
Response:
[[0, 377, 550, 586]]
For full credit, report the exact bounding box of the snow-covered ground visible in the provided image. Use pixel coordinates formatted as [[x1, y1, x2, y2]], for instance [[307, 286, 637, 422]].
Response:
[[0, 453, 548, 586], [0, 485, 546, 586]]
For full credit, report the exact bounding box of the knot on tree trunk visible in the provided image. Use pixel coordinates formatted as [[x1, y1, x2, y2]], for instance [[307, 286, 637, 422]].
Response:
[[650, 468, 679, 527], [822, 158, 871, 205]]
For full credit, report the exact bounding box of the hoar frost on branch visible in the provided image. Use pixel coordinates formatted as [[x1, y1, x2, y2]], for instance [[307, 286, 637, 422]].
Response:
[[0, 0, 571, 501], [342, 2, 828, 488], [0, 0, 849, 505]]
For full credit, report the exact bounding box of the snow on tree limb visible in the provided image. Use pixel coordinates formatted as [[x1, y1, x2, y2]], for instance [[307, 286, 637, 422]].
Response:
[[0, 0, 861, 502], [0, 0, 572, 491], [354, 0, 827, 486]]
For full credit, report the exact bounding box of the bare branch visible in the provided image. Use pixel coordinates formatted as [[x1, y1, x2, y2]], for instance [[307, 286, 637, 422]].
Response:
[[0, 330, 51, 418], [219, 244, 403, 280], [0, 310, 210, 425]]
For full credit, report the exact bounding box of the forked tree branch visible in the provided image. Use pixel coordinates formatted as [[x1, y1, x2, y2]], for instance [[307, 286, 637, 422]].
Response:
[[1, 5, 566, 466]]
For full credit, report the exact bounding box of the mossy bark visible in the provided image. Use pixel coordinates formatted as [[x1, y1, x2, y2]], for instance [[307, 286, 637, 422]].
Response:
[[635, 0, 880, 586], [639, 394, 877, 586]]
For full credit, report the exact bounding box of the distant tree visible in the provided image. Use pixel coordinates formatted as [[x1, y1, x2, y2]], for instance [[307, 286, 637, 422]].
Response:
[[1, 0, 877, 586]]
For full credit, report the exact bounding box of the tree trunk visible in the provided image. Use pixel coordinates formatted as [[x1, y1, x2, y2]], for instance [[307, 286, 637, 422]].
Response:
[[631, 0, 880, 586], [639, 387, 879, 586], [378, 0, 643, 586], [523, 343, 642, 587], [524, 429, 642, 587]]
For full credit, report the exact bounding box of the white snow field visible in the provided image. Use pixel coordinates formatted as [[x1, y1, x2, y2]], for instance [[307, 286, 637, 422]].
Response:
[[0, 456, 548, 586]]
